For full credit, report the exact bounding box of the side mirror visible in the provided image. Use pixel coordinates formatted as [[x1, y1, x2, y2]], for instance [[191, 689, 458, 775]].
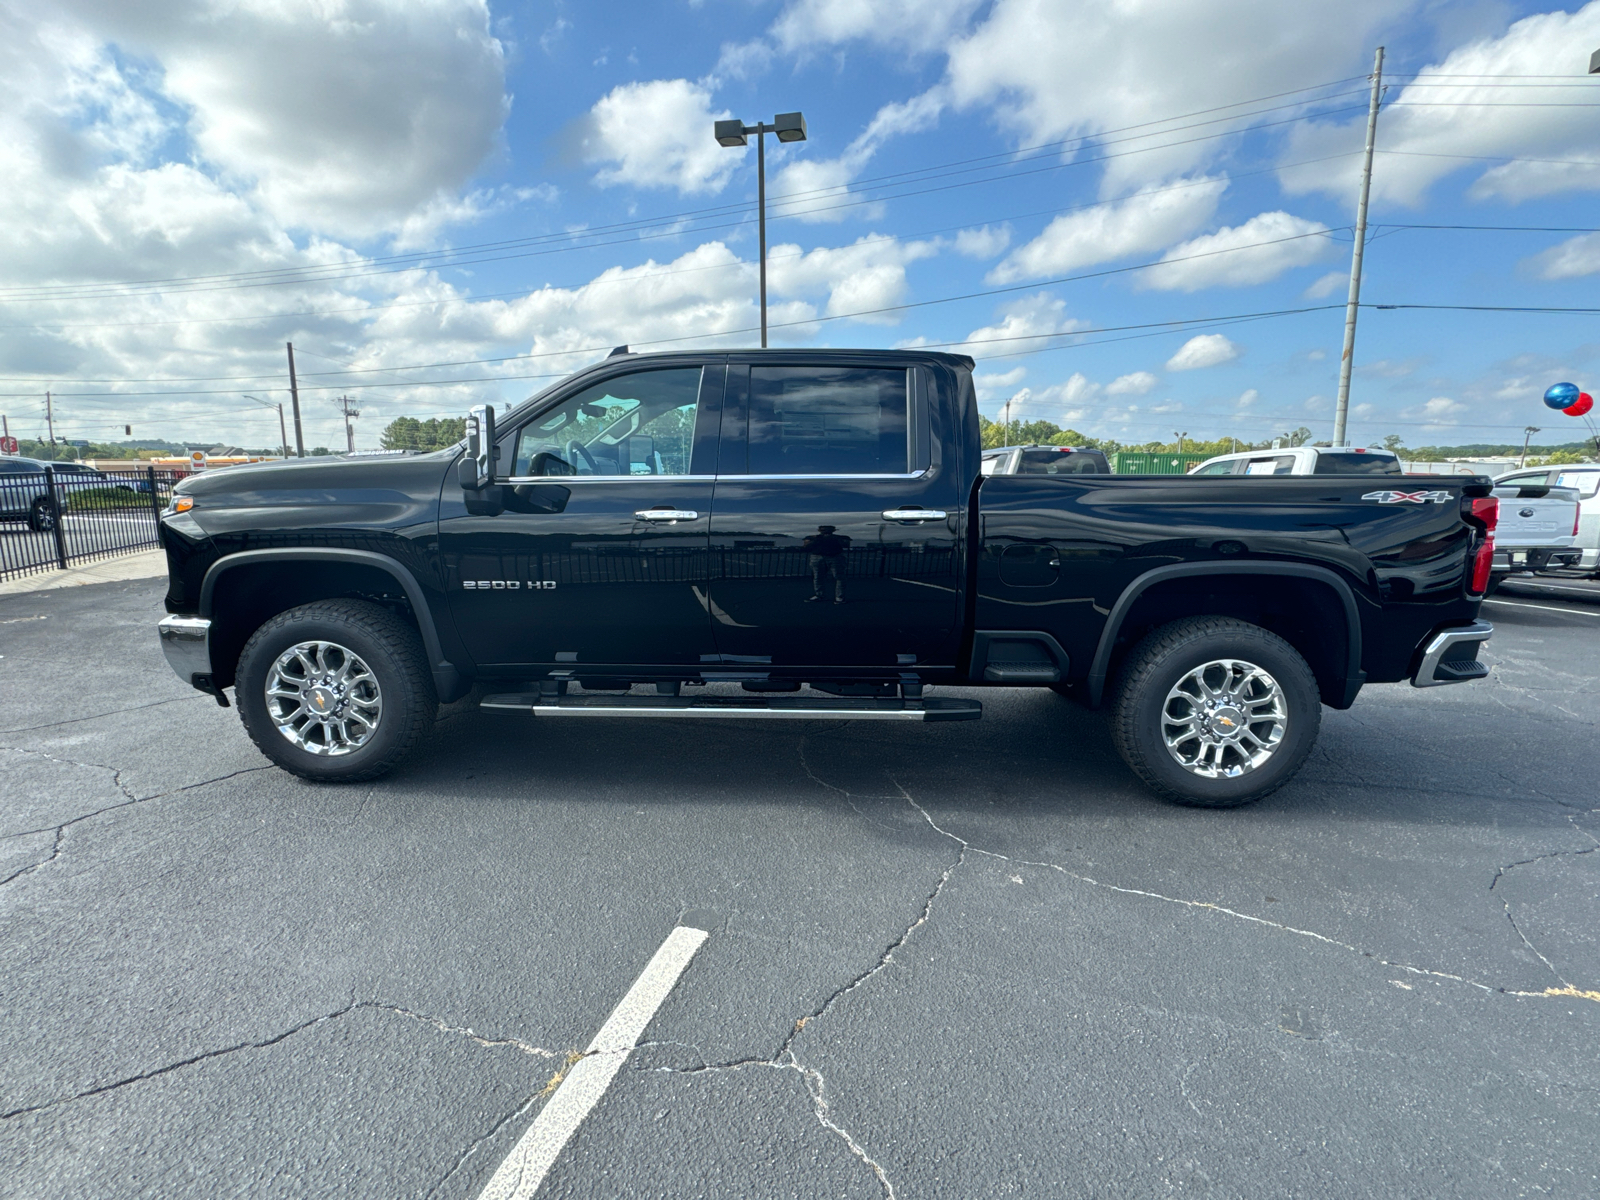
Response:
[[458, 404, 497, 490]]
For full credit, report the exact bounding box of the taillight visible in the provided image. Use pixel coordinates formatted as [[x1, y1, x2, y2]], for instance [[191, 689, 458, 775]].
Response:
[[1466, 496, 1498, 594], [1575, 504, 1583, 538]]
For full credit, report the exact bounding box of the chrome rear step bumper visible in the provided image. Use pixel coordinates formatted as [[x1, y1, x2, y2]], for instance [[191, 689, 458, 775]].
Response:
[[1411, 620, 1493, 688], [480, 693, 982, 721]]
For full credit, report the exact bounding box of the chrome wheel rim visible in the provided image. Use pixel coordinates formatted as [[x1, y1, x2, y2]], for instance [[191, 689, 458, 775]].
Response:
[[1161, 658, 1287, 779], [265, 640, 382, 757]]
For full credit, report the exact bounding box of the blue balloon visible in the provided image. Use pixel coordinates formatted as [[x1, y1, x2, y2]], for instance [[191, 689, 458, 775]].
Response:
[[1544, 382, 1581, 410]]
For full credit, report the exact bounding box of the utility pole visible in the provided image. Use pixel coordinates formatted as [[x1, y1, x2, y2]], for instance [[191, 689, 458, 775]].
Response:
[[45, 391, 55, 445], [1333, 46, 1385, 449], [244, 395, 289, 458], [1521, 425, 1541, 468], [334, 394, 360, 453], [286, 342, 305, 457]]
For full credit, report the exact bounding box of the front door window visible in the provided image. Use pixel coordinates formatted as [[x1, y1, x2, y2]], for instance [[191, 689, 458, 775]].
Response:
[[513, 368, 703, 477]]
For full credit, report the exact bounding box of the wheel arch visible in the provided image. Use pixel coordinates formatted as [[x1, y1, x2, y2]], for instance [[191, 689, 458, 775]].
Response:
[[199, 548, 466, 700], [1085, 563, 1364, 710]]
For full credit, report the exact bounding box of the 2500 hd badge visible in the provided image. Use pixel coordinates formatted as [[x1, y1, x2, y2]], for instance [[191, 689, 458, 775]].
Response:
[[462, 580, 558, 590]]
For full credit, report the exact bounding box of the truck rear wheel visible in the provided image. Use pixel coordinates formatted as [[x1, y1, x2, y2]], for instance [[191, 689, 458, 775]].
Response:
[[235, 599, 437, 782], [1110, 616, 1320, 808]]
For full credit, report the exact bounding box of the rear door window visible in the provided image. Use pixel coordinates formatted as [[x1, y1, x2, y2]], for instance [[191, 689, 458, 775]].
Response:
[[1193, 459, 1239, 475], [1555, 471, 1600, 498], [1313, 452, 1402, 475], [747, 366, 908, 475]]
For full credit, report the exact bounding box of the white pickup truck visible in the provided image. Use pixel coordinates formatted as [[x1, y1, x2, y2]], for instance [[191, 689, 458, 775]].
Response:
[[1486, 480, 1582, 593]]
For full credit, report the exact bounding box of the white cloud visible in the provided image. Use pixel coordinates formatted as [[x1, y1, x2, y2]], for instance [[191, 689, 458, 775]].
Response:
[[766, 234, 939, 324], [1282, 2, 1600, 207], [950, 292, 1088, 357], [1236, 388, 1259, 409], [768, 89, 945, 222], [1140, 212, 1332, 292], [47, 0, 511, 238], [578, 79, 735, 196], [945, 0, 1405, 192], [1166, 334, 1240, 371], [953, 225, 1011, 259], [993, 375, 1102, 425], [710, 39, 774, 83], [1527, 233, 1600, 280], [1106, 371, 1159, 396], [988, 178, 1225, 284], [1304, 270, 1346, 299], [973, 366, 1027, 402], [773, 0, 984, 54]]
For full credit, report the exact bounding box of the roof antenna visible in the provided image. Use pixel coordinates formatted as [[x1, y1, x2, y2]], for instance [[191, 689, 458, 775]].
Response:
[[608, 345, 630, 357]]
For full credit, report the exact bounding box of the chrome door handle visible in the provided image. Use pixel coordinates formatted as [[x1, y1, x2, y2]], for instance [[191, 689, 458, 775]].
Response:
[[635, 509, 699, 522], [882, 508, 947, 522]]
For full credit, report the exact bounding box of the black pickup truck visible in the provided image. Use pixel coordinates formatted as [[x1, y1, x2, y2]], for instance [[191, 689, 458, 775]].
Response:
[[156, 348, 1497, 807]]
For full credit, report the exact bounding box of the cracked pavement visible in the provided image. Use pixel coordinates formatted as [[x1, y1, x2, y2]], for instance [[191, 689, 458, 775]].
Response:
[[2, 577, 1598, 1197]]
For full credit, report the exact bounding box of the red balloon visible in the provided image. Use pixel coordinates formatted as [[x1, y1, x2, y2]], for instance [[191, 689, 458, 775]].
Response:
[[1563, 393, 1594, 417]]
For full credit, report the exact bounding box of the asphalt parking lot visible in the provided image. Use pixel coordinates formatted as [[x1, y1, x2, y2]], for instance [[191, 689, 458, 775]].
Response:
[[2, 575, 1597, 1198]]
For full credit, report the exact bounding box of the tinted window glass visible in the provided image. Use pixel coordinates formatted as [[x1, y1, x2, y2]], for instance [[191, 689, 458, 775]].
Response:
[[748, 366, 907, 475], [979, 454, 1006, 476], [1244, 456, 1296, 475], [1313, 452, 1402, 475], [1016, 449, 1102, 474], [1194, 460, 1237, 475], [513, 368, 702, 477]]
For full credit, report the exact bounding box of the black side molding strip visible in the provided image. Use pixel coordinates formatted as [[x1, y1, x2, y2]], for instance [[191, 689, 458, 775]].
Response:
[[198, 547, 465, 701], [1084, 561, 1365, 708]]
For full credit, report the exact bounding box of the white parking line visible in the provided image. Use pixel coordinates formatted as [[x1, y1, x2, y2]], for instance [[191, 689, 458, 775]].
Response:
[[477, 924, 710, 1199], [1484, 599, 1600, 618]]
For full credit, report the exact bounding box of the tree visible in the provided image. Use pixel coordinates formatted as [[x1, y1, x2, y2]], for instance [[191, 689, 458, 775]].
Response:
[[1529, 449, 1588, 467], [380, 416, 467, 451]]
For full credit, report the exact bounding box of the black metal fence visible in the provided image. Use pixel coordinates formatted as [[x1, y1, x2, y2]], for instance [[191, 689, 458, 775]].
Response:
[[0, 466, 183, 583]]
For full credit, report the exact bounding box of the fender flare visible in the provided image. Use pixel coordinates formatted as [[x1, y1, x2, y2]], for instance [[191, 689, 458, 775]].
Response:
[[1085, 561, 1364, 708], [199, 547, 466, 701]]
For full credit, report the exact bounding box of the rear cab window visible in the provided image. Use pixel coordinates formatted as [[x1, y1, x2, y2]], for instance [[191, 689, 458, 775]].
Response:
[[1193, 459, 1239, 475], [1244, 455, 1296, 475], [1015, 449, 1103, 475], [1313, 452, 1402, 475]]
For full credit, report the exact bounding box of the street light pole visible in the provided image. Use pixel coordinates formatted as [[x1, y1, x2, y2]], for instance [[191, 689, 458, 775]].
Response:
[[715, 112, 807, 348], [243, 394, 289, 458], [1521, 425, 1541, 468]]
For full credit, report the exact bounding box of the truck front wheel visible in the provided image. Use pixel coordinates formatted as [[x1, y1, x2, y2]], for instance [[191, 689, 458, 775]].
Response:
[[1110, 617, 1320, 808], [235, 599, 437, 782]]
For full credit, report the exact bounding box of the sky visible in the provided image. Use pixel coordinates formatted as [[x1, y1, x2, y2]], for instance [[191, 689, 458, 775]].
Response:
[[1, 0, 1599, 453]]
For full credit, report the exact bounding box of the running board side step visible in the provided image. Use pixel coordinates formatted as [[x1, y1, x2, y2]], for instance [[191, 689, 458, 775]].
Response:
[[479, 694, 982, 722]]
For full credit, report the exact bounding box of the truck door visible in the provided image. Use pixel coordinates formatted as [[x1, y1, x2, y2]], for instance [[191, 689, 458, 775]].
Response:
[[438, 364, 721, 671], [705, 362, 962, 670]]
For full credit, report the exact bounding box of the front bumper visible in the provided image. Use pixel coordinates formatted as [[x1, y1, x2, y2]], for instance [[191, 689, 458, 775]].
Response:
[[157, 615, 212, 688], [1411, 620, 1493, 688]]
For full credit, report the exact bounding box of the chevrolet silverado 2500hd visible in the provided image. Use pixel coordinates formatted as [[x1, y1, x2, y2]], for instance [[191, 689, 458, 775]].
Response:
[[155, 349, 1497, 807]]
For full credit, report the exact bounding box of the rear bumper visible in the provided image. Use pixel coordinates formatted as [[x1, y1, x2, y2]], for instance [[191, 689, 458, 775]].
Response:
[[1411, 620, 1493, 688], [1493, 547, 1581, 572], [157, 615, 212, 688]]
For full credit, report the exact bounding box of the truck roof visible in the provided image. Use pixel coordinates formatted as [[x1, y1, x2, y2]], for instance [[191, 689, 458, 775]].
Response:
[[596, 347, 977, 370]]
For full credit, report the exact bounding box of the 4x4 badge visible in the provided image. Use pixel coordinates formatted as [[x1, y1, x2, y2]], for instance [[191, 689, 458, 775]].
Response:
[[1361, 490, 1452, 504]]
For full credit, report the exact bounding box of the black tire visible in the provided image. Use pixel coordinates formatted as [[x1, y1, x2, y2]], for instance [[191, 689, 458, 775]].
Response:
[[235, 599, 437, 782], [1109, 616, 1320, 808], [28, 497, 56, 532]]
